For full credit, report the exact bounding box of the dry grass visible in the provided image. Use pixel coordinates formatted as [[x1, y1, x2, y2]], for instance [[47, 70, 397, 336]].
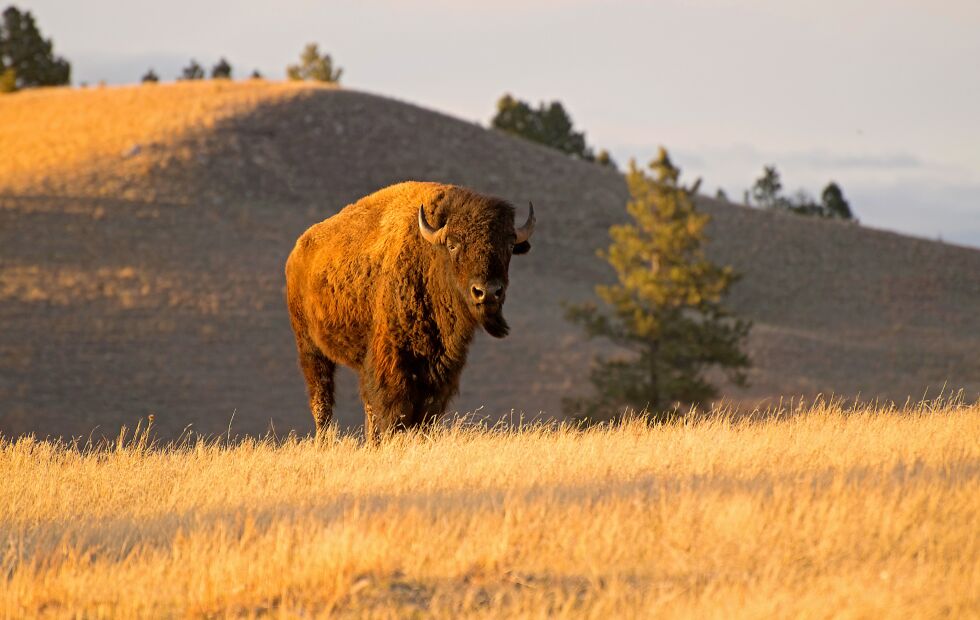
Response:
[[2, 400, 977, 618], [0, 80, 327, 195]]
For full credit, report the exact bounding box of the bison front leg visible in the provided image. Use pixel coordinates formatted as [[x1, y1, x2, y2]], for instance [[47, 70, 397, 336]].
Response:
[[415, 392, 454, 428], [295, 343, 337, 436], [358, 372, 414, 444], [360, 378, 448, 440], [358, 336, 422, 443]]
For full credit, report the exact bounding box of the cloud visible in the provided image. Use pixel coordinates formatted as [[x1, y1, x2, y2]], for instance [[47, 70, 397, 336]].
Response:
[[780, 151, 924, 170], [613, 143, 926, 172]]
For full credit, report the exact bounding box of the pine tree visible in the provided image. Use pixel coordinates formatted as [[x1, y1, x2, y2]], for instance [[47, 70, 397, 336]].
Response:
[[537, 100, 588, 156], [286, 43, 342, 83], [751, 165, 784, 210], [491, 94, 537, 141], [180, 59, 204, 80], [821, 182, 853, 220], [595, 149, 615, 168], [564, 148, 751, 423], [211, 57, 232, 79], [0, 67, 14, 92], [0, 6, 70, 91], [141, 69, 159, 83], [491, 93, 615, 168]]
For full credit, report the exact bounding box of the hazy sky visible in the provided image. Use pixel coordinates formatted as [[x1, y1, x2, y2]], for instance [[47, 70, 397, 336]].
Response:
[[19, 0, 980, 247]]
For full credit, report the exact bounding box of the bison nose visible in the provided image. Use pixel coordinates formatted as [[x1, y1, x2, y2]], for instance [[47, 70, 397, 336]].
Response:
[[471, 281, 503, 304]]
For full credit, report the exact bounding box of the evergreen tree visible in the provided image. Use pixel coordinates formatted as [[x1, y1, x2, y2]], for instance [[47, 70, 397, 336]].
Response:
[[787, 188, 822, 216], [751, 165, 784, 210], [595, 149, 615, 168], [748, 166, 856, 221], [491, 93, 615, 168], [286, 43, 342, 83], [180, 59, 204, 80], [250, 69, 263, 79], [565, 148, 751, 423], [141, 69, 159, 83], [492, 95, 539, 143], [821, 182, 853, 220], [0, 66, 14, 92], [536, 99, 587, 156], [0, 6, 70, 91], [211, 57, 232, 79]]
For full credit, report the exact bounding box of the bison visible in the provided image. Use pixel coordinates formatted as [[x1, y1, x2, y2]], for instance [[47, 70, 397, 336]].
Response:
[[285, 181, 535, 440]]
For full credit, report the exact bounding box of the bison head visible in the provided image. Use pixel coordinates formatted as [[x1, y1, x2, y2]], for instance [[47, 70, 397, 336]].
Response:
[[418, 199, 535, 338]]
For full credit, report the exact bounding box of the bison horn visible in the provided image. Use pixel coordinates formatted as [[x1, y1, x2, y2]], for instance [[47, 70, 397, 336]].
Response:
[[515, 202, 535, 244], [418, 205, 446, 244]]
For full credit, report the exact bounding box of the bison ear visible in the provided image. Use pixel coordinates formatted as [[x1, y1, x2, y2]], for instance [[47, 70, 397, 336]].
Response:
[[513, 241, 531, 255]]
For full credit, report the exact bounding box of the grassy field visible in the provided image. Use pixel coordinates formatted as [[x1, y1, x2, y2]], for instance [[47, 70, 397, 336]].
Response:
[[1, 400, 977, 618]]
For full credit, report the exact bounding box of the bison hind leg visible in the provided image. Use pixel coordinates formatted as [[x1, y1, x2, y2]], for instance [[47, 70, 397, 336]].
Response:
[[296, 344, 337, 436]]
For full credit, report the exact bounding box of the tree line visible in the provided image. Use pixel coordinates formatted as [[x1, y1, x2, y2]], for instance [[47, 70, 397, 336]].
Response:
[[737, 166, 854, 221], [0, 5, 343, 91], [490, 92, 855, 222], [144, 44, 343, 85]]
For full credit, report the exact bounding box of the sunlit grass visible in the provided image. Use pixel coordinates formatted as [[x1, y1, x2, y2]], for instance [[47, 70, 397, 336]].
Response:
[[2, 399, 978, 618], [0, 79, 329, 196]]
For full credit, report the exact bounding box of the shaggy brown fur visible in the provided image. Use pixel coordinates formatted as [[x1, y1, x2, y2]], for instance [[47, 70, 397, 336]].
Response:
[[285, 181, 534, 440]]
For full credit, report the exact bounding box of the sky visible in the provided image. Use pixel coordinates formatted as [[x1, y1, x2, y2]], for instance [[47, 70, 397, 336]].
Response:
[[18, 0, 980, 247]]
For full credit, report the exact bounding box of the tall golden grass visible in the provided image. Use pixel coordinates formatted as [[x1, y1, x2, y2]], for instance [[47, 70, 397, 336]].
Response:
[[2, 399, 977, 618]]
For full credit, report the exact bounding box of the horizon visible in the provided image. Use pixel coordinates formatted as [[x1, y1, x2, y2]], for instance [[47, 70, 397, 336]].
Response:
[[12, 0, 980, 247]]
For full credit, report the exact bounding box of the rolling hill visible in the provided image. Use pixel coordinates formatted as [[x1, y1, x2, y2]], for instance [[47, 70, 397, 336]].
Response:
[[2, 80, 978, 438]]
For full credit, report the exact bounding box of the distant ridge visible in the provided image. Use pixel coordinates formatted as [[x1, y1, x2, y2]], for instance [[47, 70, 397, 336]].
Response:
[[2, 81, 978, 437]]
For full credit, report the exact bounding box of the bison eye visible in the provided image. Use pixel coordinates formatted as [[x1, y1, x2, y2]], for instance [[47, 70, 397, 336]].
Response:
[[447, 241, 460, 253]]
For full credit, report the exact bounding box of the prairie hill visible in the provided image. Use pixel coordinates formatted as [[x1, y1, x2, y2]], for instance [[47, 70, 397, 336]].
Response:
[[2, 81, 979, 438]]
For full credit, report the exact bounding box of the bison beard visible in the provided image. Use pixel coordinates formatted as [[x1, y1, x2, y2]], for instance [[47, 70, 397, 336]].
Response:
[[285, 182, 535, 442], [479, 307, 509, 339]]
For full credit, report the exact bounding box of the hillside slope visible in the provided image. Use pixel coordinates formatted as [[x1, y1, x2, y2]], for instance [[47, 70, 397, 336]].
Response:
[[2, 81, 978, 437]]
